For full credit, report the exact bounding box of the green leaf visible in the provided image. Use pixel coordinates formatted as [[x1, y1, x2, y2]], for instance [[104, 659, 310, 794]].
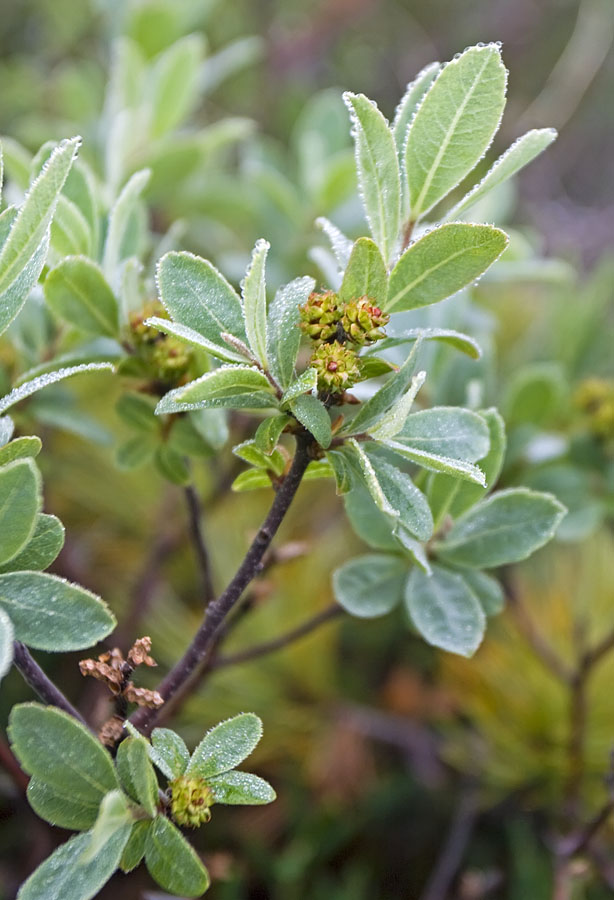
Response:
[[437, 488, 567, 568], [115, 392, 158, 433], [457, 568, 505, 616], [208, 770, 276, 805], [116, 737, 158, 817], [333, 554, 407, 617], [267, 276, 315, 389], [81, 790, 133, 864], [280, 368, 317, 406], [0, 459, 41, 566], [156, 250, 247, 355], [382, 438, 486, 485], [187, 713, 263, 778], [394, 526, 432, 575], [405, 564, 485, 657], [120, 820, 150, 873], [145, 816, 210, 897], [156, 366, 277, 414], [0, 436, 42, 464], [315, 217, 353, 269], [9, 703, 119, 805], [443, 407, 506, 519], [44, 257, 119, 337], [144, 316, 245, 365], [326, 447, 357, 495], [504, 362, 565, 426], [392, 62, 441, 158], [0, 607, 13, 682], [288, 394, 331, 448], [50, 195, 92, 258], [343, 483, 397, 551], [386, 223, 508, 313], [0, 137, 80, 337], [393, 407, 490, 462], [253, 414, 291, 455], [17, 828, 130, 900], [446, 128, 557, 220], [0, 513, 65, 573], [339, 237, 388, 308], [231, 469, 272, 492], [405, 44, 507, 220], [0, 416, 14, 445], [0, 363, 114, 415], [241, 239, 270, 368], [343, 92, 401, 262], [115, 435, 156, 470], [102, 168, 150, 284], [233, 440, 285, 476], [149, 728, 190, 779], [368, 371, 425, 440], [154, 445, 190, 485], [376, 327, 482, 360], [26, 775, 100, 830], [149, 35, 204, 138], [0, 571, 116, 650]]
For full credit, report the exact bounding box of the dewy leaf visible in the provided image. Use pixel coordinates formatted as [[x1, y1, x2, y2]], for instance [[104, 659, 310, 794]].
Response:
[[81, 790, 133, 864], [102, 168, 150, 284], [0, 416, 14, 446], [149, 728, 190, 780], [144, 316, 245, 364], [280, 368, 317, 406], [0, 571, 116, 650], [448, 407, 506, 518], [343, 92, 401, 263], [457, 568, 505, 616], [359, 447, 433, 540], [376, 327, 482, 360], [326, 447, 358, 496], [394, 407, 490, 462], [26, 775, 101, 831], [119, 820, 150, 873], [156, 366, 277, 414], [253, 414, 291, 455], [241, 239, 270, 369], [437, 487, 567, 568], [0, 363, 114, 415], [405, 564, 486, 657], [343, 482, 397, 551], [115, 737, 158, 818], [267, 276, 315, 389], [386, 224, 508, 313], [315, 217, 353, 269], [9, 703, 119, 805], [0, 435, 41, 464], [339, 237, 388, 308], [382, 438, 486, 486], [0, 459, 41, 567], [145, 816, 210, 897], [0, 136, 81, 337], [208, 770, 276, 805], [17, 828, 130, 900], [44, 257, 119, 337], [288, 393, 332, 449], [445, 128, 557, 220], [0, 513, 65, 573], [405, 44, 507, 220], [333, 553, 407, 618], [0, 607, 13, 683], [368, 371, 426, 440], [393, 62, 441, 158], [156, 251, 247, 353], [187, 713, 263, 778]]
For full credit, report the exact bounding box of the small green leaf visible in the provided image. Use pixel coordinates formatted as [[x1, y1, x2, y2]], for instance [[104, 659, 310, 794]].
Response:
[[116, 392, 158, 432], [281, 368, 317, 406], [315, 217, 353, 269], [326, 447, 357, 495], [44, 257, 119, 337], [17, 827, 130, 900], [115, 435, 156, 470], [0, 363, 114, 415], [368, 371, 425, 441], [208, 770, 276, 805], [0, 416, 14, 445], [343, 92, 401, 262], [116, 737, 158, 817], [253, 414, 291, 455], [154, 444, 191, 486], [145, 816, 210, 897], [26, 775, 100, 831], [0, 436, 42, 464], [386, 223, 508, 313], [0, 137, 81, 337], [504, 362, 565, 427], [392, 61, 441, 158], [437, 488, 567, 568], [231, 469, 272, 491], [120, 820, 151, 873], [9, 703, 119, 805], [339, 237, 388, 308], [157, 366, 277, 414], [333, 554, 407, 618], [394, 407, 490, 462], [150, 35, 205, 138], [81, 790, 133, 864], [102, 168, 150, 284], [376, 327, 482, 360], [288, 394, 332, 448], [0, 571, 116, 650], [187, 713, 263, 778], [156, 250, 247, 353], [0, 513, 65, 573], [144, 316, 245, 364], [150, 728, 190, 779], [0, 607, 13, 683], [241, 239, 270, 368], [405, 564, 485, 657], [445, 128, 557, 220], [0, 459, 41, 566], [382, 438, 486, 485], [457, 568, 505, 616], [267, 276, 315, 389], [405, 44, 507, 220]]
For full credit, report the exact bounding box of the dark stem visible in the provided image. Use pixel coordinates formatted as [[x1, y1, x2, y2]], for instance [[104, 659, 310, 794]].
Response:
[[129, 432, 313, 734], [12, 642, 89, 728], [184, 484, 215, 604], [210, 602, 343, 670], [419, 783, 480, 900]]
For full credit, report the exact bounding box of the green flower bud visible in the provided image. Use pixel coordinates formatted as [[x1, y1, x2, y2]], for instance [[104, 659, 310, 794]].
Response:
[[170, 775, 214, 828], [299, 291, 342, 343], [310, 340, 361, 394], [340, 297, 390, 345]]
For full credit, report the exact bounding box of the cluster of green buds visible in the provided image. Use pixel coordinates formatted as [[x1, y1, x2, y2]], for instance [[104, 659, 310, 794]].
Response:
[[128, 301, 192, 384], [169, 775, 214, 828], [299, 291, 390, 395], [574, 377, 614, 443]]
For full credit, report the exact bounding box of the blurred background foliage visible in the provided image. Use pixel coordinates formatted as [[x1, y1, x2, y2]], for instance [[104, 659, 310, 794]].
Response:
[[0, 0, 613, 898]]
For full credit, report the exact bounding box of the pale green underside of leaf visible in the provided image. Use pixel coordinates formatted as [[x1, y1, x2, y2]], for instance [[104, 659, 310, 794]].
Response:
[[375, 327, 482, 360], [393, 406, 490, 462], [0, 513, 65, 573], [333, 553, 407, 618], [267, 276, 315, 388], [381, 438, 486, 485], [241, 238, 270, 368], [406, 564, 486, 657], [145, 316, 245, 364], [0, 458, 41, 567], [156, 366, 277, 414], [0, 363, 114, 415], [44, 256, 119, 337]]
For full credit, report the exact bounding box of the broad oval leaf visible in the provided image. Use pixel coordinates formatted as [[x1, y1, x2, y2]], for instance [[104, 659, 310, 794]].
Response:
[[405, 44, 507, 220], [0, 513, 65, 573], [208, 770, 276, 805], [187, 713, 263, 778], [145, 817, 210, 896], [26, 775, 100, 831], [44, 257, 119, 337], [0, 571, 116, 650], [288, 393, 332, 448], [386, 223, 508, 313], [395, 407, 490, 462], [382, 438, 486, 486], [150, 728, 190, 779], [405, 564, 485, 657], [0, 459, 41, 566], [458, 567, 505, 616], [333, 553, 407, 617], [253, 414, 291, 455], [0, 435, 42, 464], [339, 237, 388, 308]]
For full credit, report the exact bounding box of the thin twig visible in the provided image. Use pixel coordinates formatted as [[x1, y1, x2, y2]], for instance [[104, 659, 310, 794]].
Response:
[[129, 432, 314, 734], [505, 580, 573, 685], [184, 484, 215, 604], [419, 783, 480, 900], [12, 642, 89, 728]]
